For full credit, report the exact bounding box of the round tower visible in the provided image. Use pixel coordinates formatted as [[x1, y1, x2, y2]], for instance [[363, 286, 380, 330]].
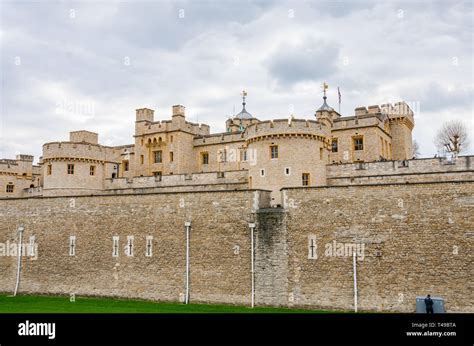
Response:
[[246, 116, 330, 206]]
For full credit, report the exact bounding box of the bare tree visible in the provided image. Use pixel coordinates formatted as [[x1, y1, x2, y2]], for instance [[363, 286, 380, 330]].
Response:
[[412, 140, 421, 158], [434, 120, 470, 155]]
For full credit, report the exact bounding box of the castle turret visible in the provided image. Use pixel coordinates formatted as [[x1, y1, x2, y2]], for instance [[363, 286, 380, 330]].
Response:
[[136, 108, 154, 122], [386, 102, 414, 160], [315, 83, 340, 128], [226, 90, 259, 133]]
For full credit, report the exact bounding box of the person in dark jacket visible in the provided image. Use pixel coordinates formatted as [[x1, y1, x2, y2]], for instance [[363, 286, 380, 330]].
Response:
[[425, 294, 434, 313]]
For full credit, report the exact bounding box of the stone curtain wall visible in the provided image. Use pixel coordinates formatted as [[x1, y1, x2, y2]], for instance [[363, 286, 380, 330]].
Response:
[[0, 190, 271, 305], [0, 182, 472, 312], [283, 181, 474, 312]]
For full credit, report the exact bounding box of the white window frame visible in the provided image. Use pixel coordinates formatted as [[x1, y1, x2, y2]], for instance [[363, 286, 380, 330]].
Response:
[[146, 236, 153, 257], [112, 236, 119, 257], [29, 235, 36, 257], [69, 236, 76, 256], [126, 235, 134, 257], [308, 234, 317, 260]]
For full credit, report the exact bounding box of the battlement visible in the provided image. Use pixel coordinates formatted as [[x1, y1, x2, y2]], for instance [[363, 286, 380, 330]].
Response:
[[245, 118, 328, 141], [332, 114, 385, 131], [327, 155, 474, 185], [172, 104, 185, 117], [15, 154, 34, 162], [136, 108, 155, 122], [193, 131, 246, 146], [135, 105, 210, 137], [353, 102, 414, 118], [104, 170, 248, 191], [69, 130, 99, 144], [0, 159, 18, 166], [42, 141, 122, 162]]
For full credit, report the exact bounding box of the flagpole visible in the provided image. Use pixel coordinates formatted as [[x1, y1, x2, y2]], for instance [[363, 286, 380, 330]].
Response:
[[338, 87, 341, 114]]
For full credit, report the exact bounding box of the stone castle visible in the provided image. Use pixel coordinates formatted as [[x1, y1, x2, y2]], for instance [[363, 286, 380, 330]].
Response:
[[2, 90, 416, 202], [1, 89, 472, 312]]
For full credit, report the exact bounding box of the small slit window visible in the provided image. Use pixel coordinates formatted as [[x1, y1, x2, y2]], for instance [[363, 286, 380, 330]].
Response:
[[69, 236, 76, 256], [126, 236, 134, 257], [146, 236, 153, 257], [112, 236, 119, 257]]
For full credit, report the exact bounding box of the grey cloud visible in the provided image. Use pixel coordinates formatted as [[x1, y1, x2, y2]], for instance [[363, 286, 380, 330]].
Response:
[[1, 0, 473, 161], [266, 39, 340, 86]]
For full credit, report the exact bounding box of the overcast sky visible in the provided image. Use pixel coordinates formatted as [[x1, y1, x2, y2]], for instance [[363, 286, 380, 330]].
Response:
[[1, 0, 473, 163]]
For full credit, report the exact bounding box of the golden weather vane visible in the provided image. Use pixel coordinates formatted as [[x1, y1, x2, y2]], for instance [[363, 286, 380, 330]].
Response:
[[322, 82, 329, 97], [241, 90, 247, 108]]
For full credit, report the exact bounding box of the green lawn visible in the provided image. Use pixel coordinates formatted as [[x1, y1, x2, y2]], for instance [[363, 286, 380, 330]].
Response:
[[0, 294, 334, 313]]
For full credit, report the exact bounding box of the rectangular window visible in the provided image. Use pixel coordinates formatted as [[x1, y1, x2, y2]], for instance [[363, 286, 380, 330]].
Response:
[[353, 137, 364, 151], [90, 165, 95, 176], [202, 152, 209, 165], [67, 164, 74, 175], [123, 161, 129, 171], [146, 236, 153, 257], [112, 236, 119, 257], [302, 173, 310, 186], [47, 164, 52, 175], [319, 148, 323, 160], [126, 236, 134, 257], [69, 236, 76, 256], [140, 155, 144, 165], [270, 145, 278, 159], [170, 135, 173, 143], [6, 184, 14, 193], [285, 167, 291, 176], [153, 150, 162, 163], [260, 169, 265, 177], [153, 171, 162, 177], [170, 152, 174, 162], [29, 236, 35, 257], [331, 139, 338, 153]]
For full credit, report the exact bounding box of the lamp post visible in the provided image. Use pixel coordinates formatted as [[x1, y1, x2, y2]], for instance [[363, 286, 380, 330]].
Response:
[[353, 252, 358, 313], [14, 225, 25, 297], [184, 221, 191, 304], [249, 223, 256, 308]]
